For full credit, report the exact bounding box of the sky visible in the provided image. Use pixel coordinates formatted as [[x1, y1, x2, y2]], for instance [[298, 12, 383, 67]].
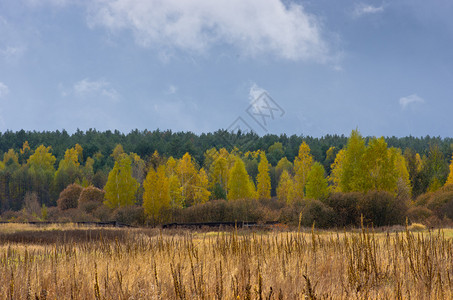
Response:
[[0, 0, 452, 137]]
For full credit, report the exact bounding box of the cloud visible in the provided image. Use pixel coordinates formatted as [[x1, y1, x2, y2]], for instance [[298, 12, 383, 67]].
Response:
[[249, 84, 267, 108], [0, 82, 9, 98], [399, 94, 424, 109], [353, 3, 384, 17], [88, 0, 330, 61], [72, 78, 120, 101], [166, 85, 178, 95]]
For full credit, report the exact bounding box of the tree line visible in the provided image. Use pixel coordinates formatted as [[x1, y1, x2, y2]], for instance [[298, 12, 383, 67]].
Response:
[[1, 129, 453, 226]]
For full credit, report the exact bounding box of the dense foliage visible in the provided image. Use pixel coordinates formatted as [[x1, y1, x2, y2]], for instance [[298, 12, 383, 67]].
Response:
[[0, 129, 452, 227]]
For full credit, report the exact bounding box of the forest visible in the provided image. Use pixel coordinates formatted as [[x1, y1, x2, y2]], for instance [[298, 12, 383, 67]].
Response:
[[0, 128, 452, 227]]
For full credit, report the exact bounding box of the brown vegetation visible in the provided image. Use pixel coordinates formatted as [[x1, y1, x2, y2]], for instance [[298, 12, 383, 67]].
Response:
[[0, 223, 452, 299]]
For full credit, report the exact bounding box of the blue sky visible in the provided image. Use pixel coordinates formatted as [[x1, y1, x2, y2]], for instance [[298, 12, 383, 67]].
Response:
[[0, 0, 452, 137]]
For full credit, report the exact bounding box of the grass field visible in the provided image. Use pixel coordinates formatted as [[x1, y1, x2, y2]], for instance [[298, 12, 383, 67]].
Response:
[[0, 223, 452, 299]]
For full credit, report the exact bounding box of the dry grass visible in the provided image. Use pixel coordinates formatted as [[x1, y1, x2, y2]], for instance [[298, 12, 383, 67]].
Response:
[[0, 223, 452, 299]]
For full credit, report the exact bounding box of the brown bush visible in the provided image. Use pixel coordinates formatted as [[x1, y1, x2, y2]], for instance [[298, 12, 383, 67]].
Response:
[[359, 190, 407, 226], [326, 192, 361, 227], [78, 186, 105, 205], [111, 205, 145, 226], [406, 206, 433, 223], [57, 183, 83, 210]]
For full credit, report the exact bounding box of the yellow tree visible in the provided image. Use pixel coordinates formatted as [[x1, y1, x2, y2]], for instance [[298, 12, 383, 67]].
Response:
[[329, 149, 346, 192], [445, 154, 453, 186], [208, 148, 230, 192], [3, 149, 19, 165], [362, 137, 398, 193], [227, 156, 255, 200], [19, 141, 33, 164], [276, 170, 295, 203], [82, 157, 95, 186], [305, 162, 329, 200], [195, 168, 210, 204], [256, 151, 271, 199], [54, 146, 83, 195], [104, 154, 139, 208], [339, 129, 366, 192], [27, 145, 56, 205], [393, 148, 412, 198], [143, 165, 170, 222], [111, 144, 125, 161], [177, 153, 198, 206], [293, 141, 313, 199], [166, 157, 184, 207]]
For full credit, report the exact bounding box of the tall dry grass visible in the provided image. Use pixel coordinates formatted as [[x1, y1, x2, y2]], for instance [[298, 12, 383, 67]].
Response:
[[0, 222, 452, 299]]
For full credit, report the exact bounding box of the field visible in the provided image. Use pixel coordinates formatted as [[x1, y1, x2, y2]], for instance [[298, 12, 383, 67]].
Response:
[[0, 223, 452, 299]]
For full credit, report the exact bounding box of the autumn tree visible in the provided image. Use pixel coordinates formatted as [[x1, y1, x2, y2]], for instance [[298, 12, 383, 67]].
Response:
[[329, 149, 345, 192], [227, 156, 255, 200], [340, 129, 367, 193], [104, 154, 139, 208], [194, 168, 210, 204], [207, 148, 233, 200], [166, 157, 184, 208], [393, 148, 412, 199], [177, 153, 199, 206], [19, 141, 33, 165], [293, 142, 313, 199], [446, 154, 453, 186], [54, 146, 83, 197], [143, 165, 170, 222], [305, 162, 329, 201], [276, 170, 295, 203], [27, 145, 56, 206], [361, 137, 398, 193], [256, 151, 271, 199], [0, 149, 20, 210]]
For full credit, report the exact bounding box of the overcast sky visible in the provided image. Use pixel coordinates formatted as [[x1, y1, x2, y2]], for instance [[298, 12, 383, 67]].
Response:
[[0, 0, 452, 137]]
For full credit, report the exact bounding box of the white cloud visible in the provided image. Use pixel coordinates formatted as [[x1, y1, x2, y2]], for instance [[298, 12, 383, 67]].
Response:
[[249, 83, 267, 107], [0, 82, 9, 98], [73, 78, 120, 101], [166, 85, 178, 95], [353, 3, 384, 17], [88, 0, 330, 61], [399, 94, 424, 109]]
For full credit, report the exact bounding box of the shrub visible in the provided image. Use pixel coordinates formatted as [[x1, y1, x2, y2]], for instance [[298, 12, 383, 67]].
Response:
[[406, 206, 433, 223], [111, 205, 145, 226], [57, 183, 83, 210], [359, 190, 407, 227], [326, 192, 361, 227], [79, 201, 102, 214], [300, 199, 336, 228], [78, 186, 105, 205], [92, 204, 112, 222]]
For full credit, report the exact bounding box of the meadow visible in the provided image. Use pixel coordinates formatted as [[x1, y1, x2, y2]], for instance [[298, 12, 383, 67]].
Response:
[[0, 223, 452, 299]]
